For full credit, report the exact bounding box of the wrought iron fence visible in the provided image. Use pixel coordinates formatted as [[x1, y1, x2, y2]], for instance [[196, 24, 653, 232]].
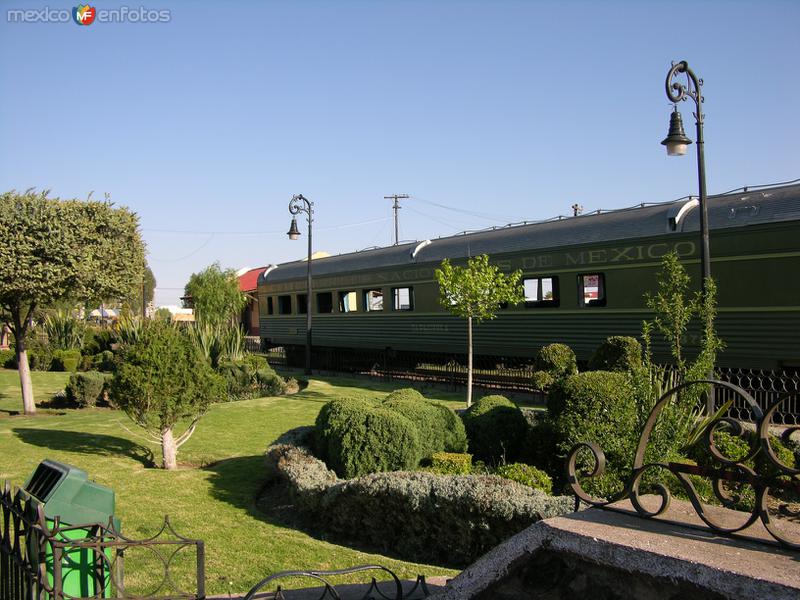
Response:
[[0, 481, 205, 600], [266, 342, 799, 420], [715, 367, 800, 425]]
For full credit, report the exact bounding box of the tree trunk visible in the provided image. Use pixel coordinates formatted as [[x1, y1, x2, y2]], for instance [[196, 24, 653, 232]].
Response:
[[161, 428, 178, 470], [17, 345, 36, 416], [466, 315, 473, 408]]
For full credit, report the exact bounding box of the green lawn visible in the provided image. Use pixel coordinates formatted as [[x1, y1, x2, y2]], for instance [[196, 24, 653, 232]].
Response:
[[0, 368, 460, 595]]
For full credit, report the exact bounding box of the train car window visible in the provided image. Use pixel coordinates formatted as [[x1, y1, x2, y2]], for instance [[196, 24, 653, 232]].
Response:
[[316, 292, 333, 313], [297, 294, 307, 314], [578, 273, 606, 307], [338, 290, 358, 313], [364, 289, 384, 312], [523, 277, 559, 307], [267, 297, 274, 315], [393, 287, 414, 311], [278, 295, 292, 315]]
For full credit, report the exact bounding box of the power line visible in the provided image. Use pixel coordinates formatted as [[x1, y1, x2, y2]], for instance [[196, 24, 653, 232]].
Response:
[[142, 216, 391, 236], [409, 195, 515, 222], [384, 194, 409, 245]]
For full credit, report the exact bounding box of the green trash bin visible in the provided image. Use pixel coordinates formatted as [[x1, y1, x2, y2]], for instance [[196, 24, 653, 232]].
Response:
[[21, 460, 119, 598]]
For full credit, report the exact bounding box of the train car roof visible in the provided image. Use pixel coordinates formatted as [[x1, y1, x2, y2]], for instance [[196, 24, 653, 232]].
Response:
[[260, 181, 800, 285]]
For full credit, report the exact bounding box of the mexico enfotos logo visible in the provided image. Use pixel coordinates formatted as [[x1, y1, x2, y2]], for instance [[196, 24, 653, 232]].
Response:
[[7, 5, 171, 24]]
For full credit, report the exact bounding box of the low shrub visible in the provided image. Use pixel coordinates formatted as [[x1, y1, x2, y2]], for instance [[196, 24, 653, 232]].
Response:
[[689, 428, 796, 477], [265, 434, 573, 566], [217, 357, 285, 400], [382, 388, 467, 457], [0, 348, 15, 368], [462, 395, 527, 464], [315, 397, 422, 478], [92, 350, 116, 372], [588, 336, 643, 372], [494, 463, 553, 494], [51, 349, 81, 372], [548, 371, 637, 499], [21, 335, 53, 371], [65, 371, 107, 407], [255, 366, 285, 396], [83, 327, 115, 355], [242, 353, 269, 371], [427, 452, 472, 475]]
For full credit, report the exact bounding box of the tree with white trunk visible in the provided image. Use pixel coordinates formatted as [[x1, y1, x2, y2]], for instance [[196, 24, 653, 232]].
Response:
[[111, 321, 224, 469], [0, 189, 144, 415]]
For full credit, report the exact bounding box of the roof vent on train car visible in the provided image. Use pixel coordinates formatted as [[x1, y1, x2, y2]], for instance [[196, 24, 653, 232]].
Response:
[[728, 205, 760, 219], [258, 264, 279, 286], [666, 198, 699, 232], [411, 239, 432, 259]]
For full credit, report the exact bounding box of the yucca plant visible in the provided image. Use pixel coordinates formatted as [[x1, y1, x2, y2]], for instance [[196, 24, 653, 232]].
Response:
[[116, 315, 144, 346], [218, 324, 245, 364], [44, 310, 85, 350]]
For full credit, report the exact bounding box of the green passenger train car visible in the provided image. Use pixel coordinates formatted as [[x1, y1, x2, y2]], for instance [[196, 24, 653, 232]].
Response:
[[258, 182, 800, 369]]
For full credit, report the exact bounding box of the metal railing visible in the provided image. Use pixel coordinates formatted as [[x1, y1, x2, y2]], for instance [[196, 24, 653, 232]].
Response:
[[243, 566, 433, 600], [567, 379, 800, 550], [1, 481, 205, 600]]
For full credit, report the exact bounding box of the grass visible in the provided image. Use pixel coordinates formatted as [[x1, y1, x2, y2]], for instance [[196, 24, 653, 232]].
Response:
[[0, 368, 460, 595]]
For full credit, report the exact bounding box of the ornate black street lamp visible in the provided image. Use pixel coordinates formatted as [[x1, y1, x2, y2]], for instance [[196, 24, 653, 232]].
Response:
[[287, 194, 313, 375], [662, 60, 711, 294], [662, 61, 716, 411]]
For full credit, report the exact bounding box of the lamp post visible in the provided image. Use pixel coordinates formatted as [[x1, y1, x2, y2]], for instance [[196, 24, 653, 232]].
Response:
[[661, 60, 711, 295], [287, 194, 313, 375], [662, 60, 715, 412]]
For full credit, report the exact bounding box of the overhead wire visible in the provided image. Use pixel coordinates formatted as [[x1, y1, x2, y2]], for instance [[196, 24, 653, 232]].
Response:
[[142, 216, 391, 236]]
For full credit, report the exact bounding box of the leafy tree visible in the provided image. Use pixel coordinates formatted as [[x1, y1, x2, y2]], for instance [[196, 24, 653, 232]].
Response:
[[632, 252, 724, 462], [111, 321, 224, 469], [435, 254, 523, 407], [184, 263, 246, 328], [0, 190, 144, 415]]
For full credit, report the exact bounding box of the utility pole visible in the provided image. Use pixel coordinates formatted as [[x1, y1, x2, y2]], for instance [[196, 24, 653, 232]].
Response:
[[384, 194, 409, 245]]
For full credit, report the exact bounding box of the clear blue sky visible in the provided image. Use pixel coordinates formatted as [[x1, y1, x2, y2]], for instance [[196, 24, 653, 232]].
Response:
[[1, 0, 798, 306]]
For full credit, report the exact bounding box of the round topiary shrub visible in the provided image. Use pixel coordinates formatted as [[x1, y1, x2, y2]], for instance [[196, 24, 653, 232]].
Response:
[[588, 336, 643, 372], [65, 371, 107, 408], [532, 343, 577, 392], [534, 343, 577, 377], [462, 395, 527, 464], [315, 397, 423, 478], [382, 388, 467, 457]]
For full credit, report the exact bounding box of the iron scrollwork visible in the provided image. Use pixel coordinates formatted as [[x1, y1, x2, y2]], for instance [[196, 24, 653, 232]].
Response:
[[566, 379, 800, 549], [243, 565, 433, 600]]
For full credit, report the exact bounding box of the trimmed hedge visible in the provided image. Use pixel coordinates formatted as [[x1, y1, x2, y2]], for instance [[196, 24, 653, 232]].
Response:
[[52, 349, 81, 372], [315, 397, 422, 478], [265, 431, 573, 566], [92, 350, 116, 372], [588, 336, 642, 372], [65, 371, 108, 407], [548, 371, 637, 499], [217, 358, 285, 400], [382, 388, 467, 456], [462, 395, 528, 464], [428, 452, 473, 475], [0, 349, 14, 368], [494, 463, 552, 494]]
